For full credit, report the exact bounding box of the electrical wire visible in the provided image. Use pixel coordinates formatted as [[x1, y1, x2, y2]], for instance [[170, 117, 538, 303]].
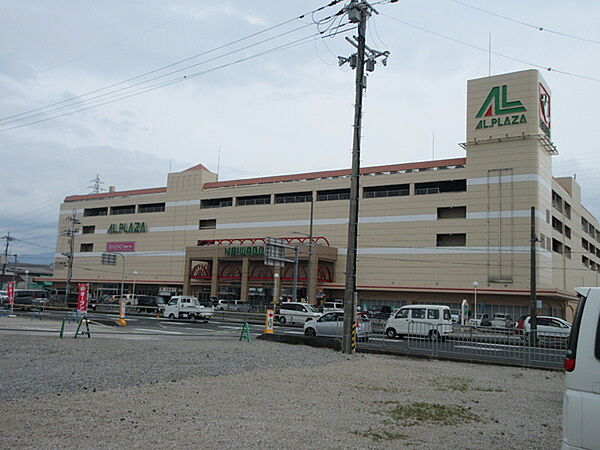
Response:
[[0, 1, 346, 125], [0, 23, 356, 132], [447, 0, 600, 45], [380, 12, 600, 83]]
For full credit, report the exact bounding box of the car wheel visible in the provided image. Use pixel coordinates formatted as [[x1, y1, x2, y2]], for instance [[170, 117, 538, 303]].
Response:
[[189, 314, 196, 322], [168, 313, 175, 319], [305, 327, 316, 337], [386, 328, 397, 339], [279, 316, 287, 325], [429, 330, 441, 341]]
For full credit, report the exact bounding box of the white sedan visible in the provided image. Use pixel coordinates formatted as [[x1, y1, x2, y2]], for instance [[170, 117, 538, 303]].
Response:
[[303, 311, 371, 341]]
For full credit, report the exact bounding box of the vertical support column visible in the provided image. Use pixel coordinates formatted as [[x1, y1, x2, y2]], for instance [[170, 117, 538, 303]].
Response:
[[308, 254, 318, 304], [183, 258, 192, 295], [210, 256, 219, 298], [241, 257, 249, 301]]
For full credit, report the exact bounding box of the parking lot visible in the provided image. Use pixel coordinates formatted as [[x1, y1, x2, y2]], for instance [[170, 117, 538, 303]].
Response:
[[0, 319, 564, 449]]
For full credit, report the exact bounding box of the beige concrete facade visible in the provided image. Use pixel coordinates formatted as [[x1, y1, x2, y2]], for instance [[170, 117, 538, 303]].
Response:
[[50, 70, 599, 320]]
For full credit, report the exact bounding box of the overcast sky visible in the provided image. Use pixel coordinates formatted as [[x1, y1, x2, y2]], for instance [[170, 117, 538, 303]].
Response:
[[1, 0, 598, 263]]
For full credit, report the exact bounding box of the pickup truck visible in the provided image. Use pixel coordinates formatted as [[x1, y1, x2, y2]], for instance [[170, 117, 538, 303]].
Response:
[[163, 296, 213, 321]]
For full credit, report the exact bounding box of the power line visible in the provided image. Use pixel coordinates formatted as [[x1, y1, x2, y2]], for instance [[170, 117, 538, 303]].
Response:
[[380, 13, 600, 83], [0, 1, 345, 125], [0, 23, 355, 132], [447, 0, 600, 45]]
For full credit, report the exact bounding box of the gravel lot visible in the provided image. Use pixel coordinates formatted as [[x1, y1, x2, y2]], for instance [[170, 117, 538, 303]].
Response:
[[0, 334, 563, 448]]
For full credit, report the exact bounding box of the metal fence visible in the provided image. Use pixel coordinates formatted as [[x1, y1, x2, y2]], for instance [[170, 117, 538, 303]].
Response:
[[364, 320, 567, 369]]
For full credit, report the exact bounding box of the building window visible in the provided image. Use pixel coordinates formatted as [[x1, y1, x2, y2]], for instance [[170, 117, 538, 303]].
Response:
[[363, 184, 409, 198], [415, 179, 466, 195], [582, 238, 589, 251], [539, 233, 546, 250], [237, 195, 271, 206], [200, 198, 232, 209], [436, 233, 466, 247], [274, 192, 312, 204], [317, 189, 350, 201], [199, 219, 216, 230], [564, 202, 571, 219], [80, 243, 94, 252], [582, 255, 589, 267], [139, 203, 165, 213], [552, 190, 563, 212], [437, 206, 466, 219], [565, 246, 571, 259], [582, 217, 589, 233], [546, 209, 550, 224], [111, 205, 136, 215], [565, 226, 571, 239], [82, 225, 95, 234], [552, 216, 563, 233], [83, 207, 108, 217], [552, 239, 563, 254]]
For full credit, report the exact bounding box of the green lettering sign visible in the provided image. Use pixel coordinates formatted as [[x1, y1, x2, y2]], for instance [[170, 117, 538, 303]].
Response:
[[224, 246, 265, 256]]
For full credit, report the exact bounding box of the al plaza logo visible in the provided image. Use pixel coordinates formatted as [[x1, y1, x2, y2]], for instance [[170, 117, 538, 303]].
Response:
[[475, 85, 527, 130]]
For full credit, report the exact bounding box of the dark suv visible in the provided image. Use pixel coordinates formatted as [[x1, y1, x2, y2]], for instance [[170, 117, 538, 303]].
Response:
[[136, 295, 167, 314]]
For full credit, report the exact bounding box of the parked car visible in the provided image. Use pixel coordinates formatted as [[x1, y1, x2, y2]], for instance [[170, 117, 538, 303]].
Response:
[[136, 295, 167, 314], [490, 313, 513, 328], [322, 301, 344, 312], [276, 302, 321, 325], [213, 299, 250, 312], [450, 309, 461, 323], [519, 316, 571, 342], [303, 311, 371, 341], [163, 296, 213, 321], [563, 287, 600, 450], [368, 305, 393, 320], [12, 289, 48, 310], [385, 305, 452, 341], [468, 313, 491, 326]]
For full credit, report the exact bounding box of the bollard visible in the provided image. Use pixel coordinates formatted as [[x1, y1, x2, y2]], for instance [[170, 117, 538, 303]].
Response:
[[240, 322, 251, 342], [264, 309, 274, 334], [117, 300, 127, 326]]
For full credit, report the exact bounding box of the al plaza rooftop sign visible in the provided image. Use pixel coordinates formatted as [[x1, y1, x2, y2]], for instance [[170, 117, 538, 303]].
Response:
[[107, 222, 147, 234], [475, 85, 527, 130]]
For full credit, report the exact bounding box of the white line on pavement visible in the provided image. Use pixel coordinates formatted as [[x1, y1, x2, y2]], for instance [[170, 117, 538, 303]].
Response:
[[134, 328, 183, 335]]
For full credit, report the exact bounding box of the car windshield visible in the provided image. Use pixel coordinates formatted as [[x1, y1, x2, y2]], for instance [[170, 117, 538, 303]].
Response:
[[305, 305, 318, 313]]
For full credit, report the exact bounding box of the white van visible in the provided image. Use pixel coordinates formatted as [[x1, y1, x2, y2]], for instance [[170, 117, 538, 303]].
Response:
[[277, 302, 321, 325], [385, 304, 452, 340], [323, 301, 344, 312], [562, 287, 600, 450], [163, 296, 213, 321]]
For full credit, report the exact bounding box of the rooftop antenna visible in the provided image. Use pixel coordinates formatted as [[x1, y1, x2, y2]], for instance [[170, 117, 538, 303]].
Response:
[[216, 145, 221, 181], [488, 30, 492, 77]]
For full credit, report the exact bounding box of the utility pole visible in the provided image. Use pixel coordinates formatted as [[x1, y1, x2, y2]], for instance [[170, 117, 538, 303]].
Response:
[[339, 0, 389, 354], [530, 207, 538, 345], [1, 232, 16, 287], [62, 209, 80, 303], [306, 197, 314, 303]]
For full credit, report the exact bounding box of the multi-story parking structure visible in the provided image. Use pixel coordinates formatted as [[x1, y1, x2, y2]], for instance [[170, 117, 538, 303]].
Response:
[[49, 70, 599, 320]]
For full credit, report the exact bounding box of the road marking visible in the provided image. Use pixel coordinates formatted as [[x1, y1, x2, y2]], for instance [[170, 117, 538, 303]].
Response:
[[134, 328, 183, 335], [159, 322, 189, 326]]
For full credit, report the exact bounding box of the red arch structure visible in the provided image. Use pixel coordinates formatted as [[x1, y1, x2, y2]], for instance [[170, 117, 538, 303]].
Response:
[[190, 263, 211, 279], [197, 236, 330, 247]]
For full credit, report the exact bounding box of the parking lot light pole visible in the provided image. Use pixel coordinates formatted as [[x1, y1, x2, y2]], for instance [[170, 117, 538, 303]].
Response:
[[132, 270, 138, 296], [472, 281, 478, 322]]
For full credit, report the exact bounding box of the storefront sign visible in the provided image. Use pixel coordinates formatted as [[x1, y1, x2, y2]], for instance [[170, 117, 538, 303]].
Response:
[[107, 222, 147, 234], [264, 309, 274, 334], [106, 241, 135, 252], [224, 246, 265, 256], [475, 84, 527, 130], [7, 281, 14, 308], [77, 283, 89, 314]]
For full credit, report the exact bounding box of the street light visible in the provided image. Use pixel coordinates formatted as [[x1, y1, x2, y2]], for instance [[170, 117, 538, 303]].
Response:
[[273, 273, 280, 309], [133, 270, 138, 296], [472, 281, 479, 322], [25, 269, 30, 287]]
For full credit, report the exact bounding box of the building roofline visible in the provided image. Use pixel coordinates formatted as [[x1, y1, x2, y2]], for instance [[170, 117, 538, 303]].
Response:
[[203, 158, 467, 189], [62, 157, 467, 201], [64, 187, 167, 202]]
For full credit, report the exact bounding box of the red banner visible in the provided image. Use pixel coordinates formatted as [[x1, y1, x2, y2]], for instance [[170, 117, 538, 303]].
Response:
[[77, 283, 89, 314], [7, 281, 14, 308]]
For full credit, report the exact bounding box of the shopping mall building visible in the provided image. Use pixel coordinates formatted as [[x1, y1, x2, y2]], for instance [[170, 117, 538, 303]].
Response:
[[49, 70, 599, 320]]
